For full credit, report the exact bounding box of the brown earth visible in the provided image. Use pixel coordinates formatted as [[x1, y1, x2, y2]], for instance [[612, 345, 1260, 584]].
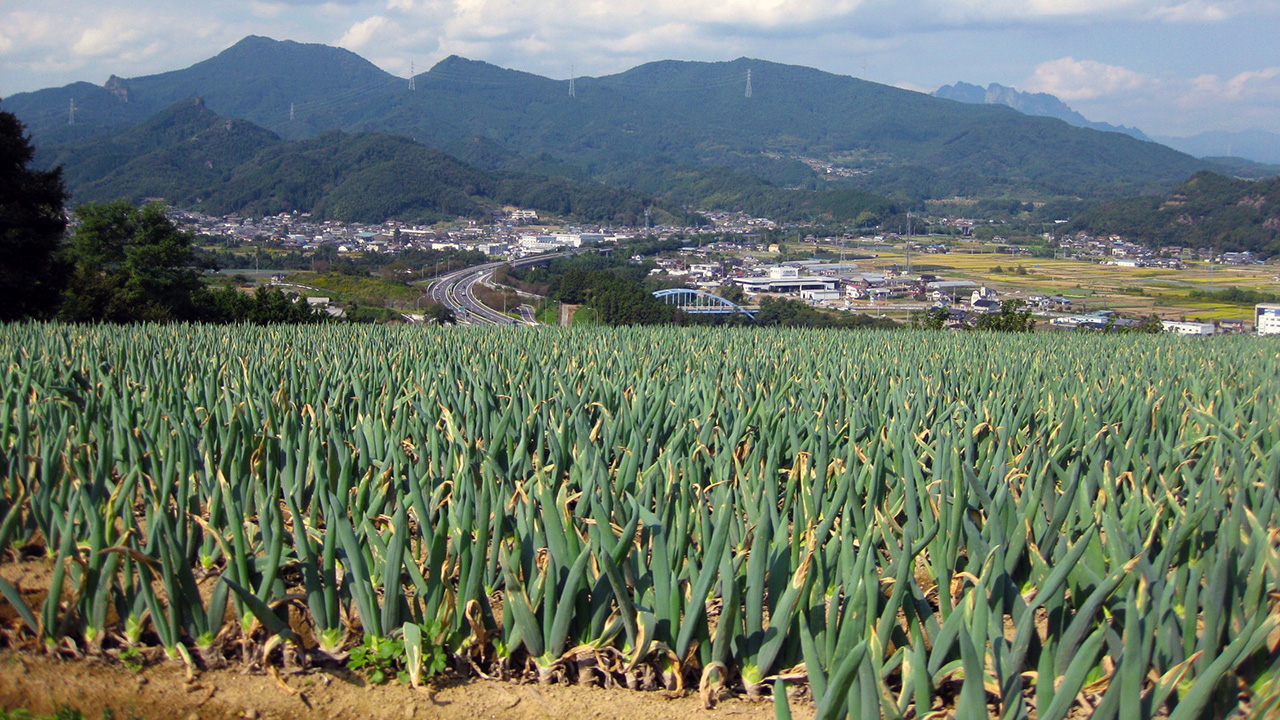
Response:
[[0, 652, 810, 720], [0, 554, 812, 720]]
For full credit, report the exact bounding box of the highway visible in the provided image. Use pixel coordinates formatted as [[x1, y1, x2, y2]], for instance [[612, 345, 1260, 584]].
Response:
[[417, 251, 562, 325]]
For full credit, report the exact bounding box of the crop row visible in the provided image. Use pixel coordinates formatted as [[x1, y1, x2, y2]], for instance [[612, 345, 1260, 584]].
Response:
[[1, 323, 1277, 718]]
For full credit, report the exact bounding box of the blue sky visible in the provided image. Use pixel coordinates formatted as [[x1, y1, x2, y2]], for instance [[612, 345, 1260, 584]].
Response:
[[1, 0, 1277, 136]]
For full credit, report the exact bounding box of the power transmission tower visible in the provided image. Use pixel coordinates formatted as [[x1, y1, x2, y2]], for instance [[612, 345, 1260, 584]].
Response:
[[68, 99, 76, 125], [289, 103, 295, 122], [644, 207, 652, 233], [569, 65, 576, 98], [745, 69, 752, 98], [409, 61, 416, 91]]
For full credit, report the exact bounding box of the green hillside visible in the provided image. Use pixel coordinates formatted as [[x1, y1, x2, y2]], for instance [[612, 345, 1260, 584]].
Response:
[[47, 99, 697, 225], [2, 36, 1229, 204], [1067, 171, 1280, 256]]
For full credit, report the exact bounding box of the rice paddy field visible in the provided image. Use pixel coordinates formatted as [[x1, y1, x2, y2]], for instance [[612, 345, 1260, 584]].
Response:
[[1, 323, 1279, 719], [851, 245, 1280, 322]]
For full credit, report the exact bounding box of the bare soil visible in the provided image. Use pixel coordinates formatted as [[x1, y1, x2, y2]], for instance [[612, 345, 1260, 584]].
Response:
[[0, 652, 808, 720], [0, 553, 811, 720]]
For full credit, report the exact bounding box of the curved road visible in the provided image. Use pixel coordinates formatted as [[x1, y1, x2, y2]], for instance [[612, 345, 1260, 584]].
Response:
[[418, 251, 564, 325]]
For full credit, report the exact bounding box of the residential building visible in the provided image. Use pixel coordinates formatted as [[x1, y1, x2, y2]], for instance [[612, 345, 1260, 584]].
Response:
[[1257, 304, 1280, 335]]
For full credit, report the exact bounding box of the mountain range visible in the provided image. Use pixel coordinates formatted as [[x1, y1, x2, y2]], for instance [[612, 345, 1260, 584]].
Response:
[[1067, 170, 1280, 256], [1153, 130, 1280, 166], [3, 35, 1244, 209], [932, 82, 1152, 142], [42, 97, 704, 226], [39, 97, 907, 225], [932, 81, 1280, 168]]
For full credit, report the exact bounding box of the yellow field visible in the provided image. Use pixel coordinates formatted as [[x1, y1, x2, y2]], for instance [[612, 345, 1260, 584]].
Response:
[[850, 245, 1280, 322]]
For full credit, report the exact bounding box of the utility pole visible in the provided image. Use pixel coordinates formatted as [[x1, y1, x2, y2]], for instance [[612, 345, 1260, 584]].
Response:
[[905, 212, 913, 275]]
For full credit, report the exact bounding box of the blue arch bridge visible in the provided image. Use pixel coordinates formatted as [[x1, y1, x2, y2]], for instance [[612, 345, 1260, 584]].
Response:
[[652, 288, 757, 318]]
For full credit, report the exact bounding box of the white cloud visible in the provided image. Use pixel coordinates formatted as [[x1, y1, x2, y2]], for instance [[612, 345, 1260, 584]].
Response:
[[893, 81, 933, 93], [1184, 66, 1280, 104], [1025, 57, 1147, 100], [338, 15, 389, 49], [910, 0, 1237, 26], [1148, 1, 1231, 22], [249, 2, 290, 19]]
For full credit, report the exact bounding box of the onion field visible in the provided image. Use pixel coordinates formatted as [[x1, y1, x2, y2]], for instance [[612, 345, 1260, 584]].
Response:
[[1, 323, 1278, 719]]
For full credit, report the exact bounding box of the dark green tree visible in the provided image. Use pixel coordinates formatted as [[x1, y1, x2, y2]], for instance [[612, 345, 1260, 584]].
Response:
[[198, 285, 322, 324], [1129, 314, 1165, 334], [61, 201, 206, 322], [911, 307, 950, 330], [718, 282, 746, 305], [424, 302, 457, 325], [973, 300, 1036, 332], [0, 110, 68, 320]]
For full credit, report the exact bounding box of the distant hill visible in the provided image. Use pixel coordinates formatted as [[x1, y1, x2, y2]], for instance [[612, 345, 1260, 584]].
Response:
[[932, 81, 1152, 141], [44, 99, 702, 226], [932, 81, 1280, 173], [1154, 130, 1280, 166], [3, 36, 1220, 204], [1067, 171, 1280, 256]]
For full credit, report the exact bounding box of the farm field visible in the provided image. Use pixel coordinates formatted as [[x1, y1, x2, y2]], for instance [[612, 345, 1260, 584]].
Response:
[[1, 324, 1278, 719], [844, 245, 1280, 322]]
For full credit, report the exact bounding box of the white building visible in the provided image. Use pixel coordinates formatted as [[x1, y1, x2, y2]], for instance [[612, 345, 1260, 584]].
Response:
[[1256, 304, 1280, 335], [971, 287, 998, 305], [733, 265, 839, 294], [1162, 321, 1216, 336], [800, 289, 842, 302]]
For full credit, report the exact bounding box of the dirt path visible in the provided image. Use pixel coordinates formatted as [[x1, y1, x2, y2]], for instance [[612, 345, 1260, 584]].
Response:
[[0, 652, 812, 720]]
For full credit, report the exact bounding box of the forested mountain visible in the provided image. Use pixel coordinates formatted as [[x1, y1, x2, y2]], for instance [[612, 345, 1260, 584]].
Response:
[[44, 99, 700, 225], [1153, 130, 1280, 166], [1067, 171, 1280, 256], [933, 82, 1152, 141], [3, 36, 1225, 203]]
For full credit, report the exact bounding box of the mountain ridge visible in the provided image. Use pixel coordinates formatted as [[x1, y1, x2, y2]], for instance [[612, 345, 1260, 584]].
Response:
[[933, 81, 1152, 141], [1067, 170, 1280, 256], [1, 36, 1240, 203], [45, 98, 707, 226], [1154, 129, 1280, 166]]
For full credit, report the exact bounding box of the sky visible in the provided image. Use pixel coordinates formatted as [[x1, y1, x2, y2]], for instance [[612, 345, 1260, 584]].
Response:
[[1, 0, 1277, 137]]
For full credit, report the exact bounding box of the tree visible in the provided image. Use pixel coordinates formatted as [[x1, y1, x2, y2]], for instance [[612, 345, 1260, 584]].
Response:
[[1129, 314, 1164, 334], [61, 201, 206, 322], [973, 300, 1036, 332], [424, 302, 457, 325], [198, 284, 322, 324], [718, 282, 746, 305], [911, 307, 950, 330], [0, 110, 68, 320]]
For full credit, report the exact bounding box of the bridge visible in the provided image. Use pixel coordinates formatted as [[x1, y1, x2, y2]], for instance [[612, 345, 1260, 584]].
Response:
[[652, 288, 757, 318]]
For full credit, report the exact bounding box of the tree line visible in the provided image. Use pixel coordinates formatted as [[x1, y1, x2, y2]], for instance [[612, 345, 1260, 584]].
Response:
[[1, 110, 320, 324]]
